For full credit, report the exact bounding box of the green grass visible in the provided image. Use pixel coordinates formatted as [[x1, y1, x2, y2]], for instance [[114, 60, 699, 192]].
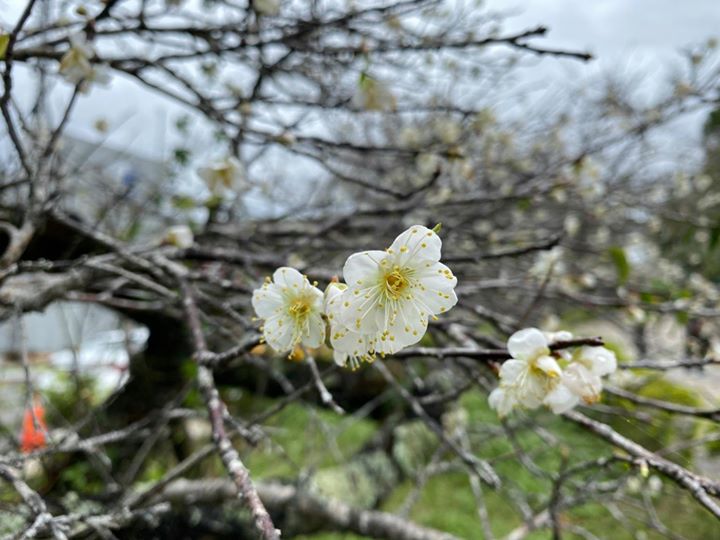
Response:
[[228, 387, 719, 539]]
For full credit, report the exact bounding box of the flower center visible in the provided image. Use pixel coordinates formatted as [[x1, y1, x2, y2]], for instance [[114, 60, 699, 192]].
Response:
[[383, 266, 409, 300], [219, 165, 234, 187], [288, 298, 311, 320]]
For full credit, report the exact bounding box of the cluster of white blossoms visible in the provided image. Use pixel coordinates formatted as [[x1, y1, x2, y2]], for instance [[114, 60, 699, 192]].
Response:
[[58, 34, 110, 91], [251, 225, 458, 368], [489, 328, 617, 417]]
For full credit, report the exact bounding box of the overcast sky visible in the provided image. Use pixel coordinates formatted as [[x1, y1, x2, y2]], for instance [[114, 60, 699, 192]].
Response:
[[3, 0, 720, 161], [489, 0, 718, 57]]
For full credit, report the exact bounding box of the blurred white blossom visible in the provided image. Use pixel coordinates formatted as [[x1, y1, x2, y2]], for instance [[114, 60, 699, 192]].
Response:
[[254, 0, 281, 16], [163, 225, 194, 248], [197, 156, 246, 196], [59, 34, 110, 90], [354, 75, 396, 112]]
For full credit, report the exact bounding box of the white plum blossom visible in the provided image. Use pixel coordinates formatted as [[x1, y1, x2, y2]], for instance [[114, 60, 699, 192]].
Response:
[[197, 156, 246, 196], [59, 34, 110, 90], [490, 328, 618, 416], [337, 225, 457, 354], [163, 225, 194, 248], [252, 267, 325, 355], [489, 328, 562, 417], [551, 345, 617, 408], [324, 283, 376, 369]]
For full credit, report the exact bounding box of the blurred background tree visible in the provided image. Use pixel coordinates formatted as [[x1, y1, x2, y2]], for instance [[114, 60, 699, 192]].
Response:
[[0, 1, 719, 539]]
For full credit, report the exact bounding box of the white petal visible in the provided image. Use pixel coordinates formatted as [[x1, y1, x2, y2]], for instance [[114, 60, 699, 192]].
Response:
[[273, 267, 306, 291], [343, 250, 386, 285], [263, 313, 295, 353], [410, 261, 458, 315], [580, 346, 617, 376], [498, 359, 527, 382], [302, 312, 325, 348], [251, 283, 284, 318], [338, 285, 384, 334], [543, 330, 573, 344], [333, 350, 349, 367], [388, 225, 442, 266], [535, 355, 562, 378], [383, 297, 429, 351], [307, 284, 325, 311], [323, 282, 347, 317], [489, 387, 516, 417], [517, 375, 546, 409], [331, 325, 373, 356], [507, 328, 549, 361], [563, 363, 602, 403], [411, 280, 457, 317], [544, 384, 580, 414]]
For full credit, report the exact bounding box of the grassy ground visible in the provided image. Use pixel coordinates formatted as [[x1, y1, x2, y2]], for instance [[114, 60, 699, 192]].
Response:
[[229, 387, 719, 540]]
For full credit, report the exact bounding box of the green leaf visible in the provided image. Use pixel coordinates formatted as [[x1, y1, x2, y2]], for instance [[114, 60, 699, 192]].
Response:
[[0, 34, 9, 60], [608, 246, 630, 284]]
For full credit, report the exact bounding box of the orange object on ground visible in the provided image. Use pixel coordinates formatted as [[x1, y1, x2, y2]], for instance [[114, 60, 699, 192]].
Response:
[[20, 401, 47, 453]]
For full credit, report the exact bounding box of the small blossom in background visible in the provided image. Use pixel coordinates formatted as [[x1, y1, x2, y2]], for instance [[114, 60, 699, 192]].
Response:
[[337, 224, 458, 354], [252, 267, 325, 355], [353, 74, 397, 112], [163, 225, 194, 248], [197, 156, 245, 196], [20, 399, 48, 453], [489, 328, 617, 416], [253, 0, 281, 16], [324, 282, 376, 370], [59, 34, 110, 90]]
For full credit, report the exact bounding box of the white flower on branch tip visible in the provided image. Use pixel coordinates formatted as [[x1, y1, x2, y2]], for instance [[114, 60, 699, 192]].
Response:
[[488, 328, 562, 417], [337, 225, 457, 354], [252, 267, 325, 355], [324, 283, 376, 370], [59, 34, 110, 90], [197, 156, 246, 196], [491, 328, 619, 416]]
